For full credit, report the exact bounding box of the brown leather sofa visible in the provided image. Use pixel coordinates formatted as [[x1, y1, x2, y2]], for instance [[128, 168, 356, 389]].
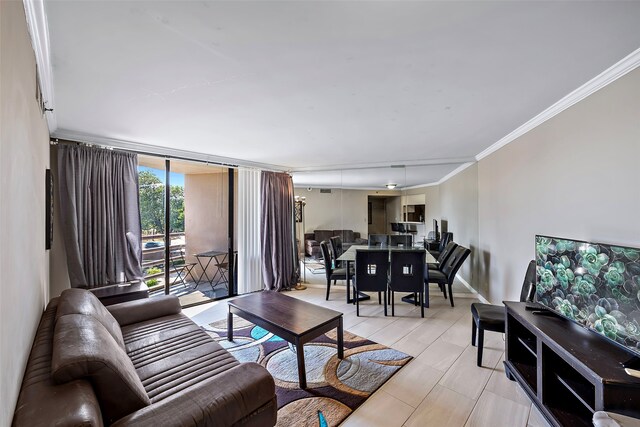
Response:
[[12, 289, 277, 427], [304, 229, 366, 258]]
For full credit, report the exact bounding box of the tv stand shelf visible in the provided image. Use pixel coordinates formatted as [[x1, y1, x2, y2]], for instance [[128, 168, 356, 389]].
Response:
[[504, 302, 640, 427]]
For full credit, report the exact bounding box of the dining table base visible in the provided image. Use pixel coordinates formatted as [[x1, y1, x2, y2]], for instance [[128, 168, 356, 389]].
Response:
[[401, 292, 429, 308]]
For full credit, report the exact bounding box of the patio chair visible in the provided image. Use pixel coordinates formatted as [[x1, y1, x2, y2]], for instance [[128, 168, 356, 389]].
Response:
[[169, 249, 196, 289]]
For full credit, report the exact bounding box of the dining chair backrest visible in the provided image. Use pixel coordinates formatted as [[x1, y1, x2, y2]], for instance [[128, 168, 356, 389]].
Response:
[[441, 245, 471, 284], [520, 260, 537, 303], [439, 232, 453, 253], [330, 236, 343, 259], [320, 241, 334, 279], [368, 234, 389, 247], [437, 241, 458, 265], [389, 234, 412, 247], [389, 250, 425, 293], [355, 249, 390, 293]]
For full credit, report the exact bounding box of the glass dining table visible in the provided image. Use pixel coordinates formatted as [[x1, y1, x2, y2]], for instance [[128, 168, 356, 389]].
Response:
[[336, 244, 437, 304]]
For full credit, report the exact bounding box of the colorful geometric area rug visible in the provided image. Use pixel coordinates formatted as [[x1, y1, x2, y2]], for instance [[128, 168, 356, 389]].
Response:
[[202, 316, 412, 427]]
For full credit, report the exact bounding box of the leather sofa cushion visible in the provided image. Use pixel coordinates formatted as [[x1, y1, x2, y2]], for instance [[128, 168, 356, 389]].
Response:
[[56, 288, 125, 349], [121, 313, 240, 402], [314, 230, 333, 244], [107, 295, 181, 327], [333, 229, 354, 243], [52, 313, 150, 424]]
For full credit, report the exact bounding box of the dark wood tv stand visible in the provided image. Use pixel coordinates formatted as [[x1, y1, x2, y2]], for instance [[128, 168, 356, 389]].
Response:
[[504, 302, 640, 427]]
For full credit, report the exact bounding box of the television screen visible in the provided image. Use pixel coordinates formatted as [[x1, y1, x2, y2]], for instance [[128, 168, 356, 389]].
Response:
[[535, 235, 640, 357]]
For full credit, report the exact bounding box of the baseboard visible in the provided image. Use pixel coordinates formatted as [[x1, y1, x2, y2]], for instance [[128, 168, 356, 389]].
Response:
[[455, 274, 490, 303]]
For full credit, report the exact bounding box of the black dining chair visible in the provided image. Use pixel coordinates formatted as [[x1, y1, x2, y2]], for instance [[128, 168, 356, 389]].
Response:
[[425, 245, 470, 307], [388, 249, 426, 317], [368, 234, 389, 247], [320, 241, 348, 301], [330, 236, 344, 267], [389, 234, 412, 247], [428, 232, 453, 259], [354, 249, 390, 316], [471, 260, 536, 366], [427, 241, 458, 270]]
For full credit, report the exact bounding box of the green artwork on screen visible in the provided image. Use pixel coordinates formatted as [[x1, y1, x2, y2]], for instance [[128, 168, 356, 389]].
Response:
[[535, 235, 640, 356]]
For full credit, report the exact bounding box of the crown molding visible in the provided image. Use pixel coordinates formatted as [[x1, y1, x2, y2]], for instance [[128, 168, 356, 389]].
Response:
[[51, 129, 289, 172], [23, 0, 57, 132], [476, 47, 640, 162], [290, 157, 475, 173]]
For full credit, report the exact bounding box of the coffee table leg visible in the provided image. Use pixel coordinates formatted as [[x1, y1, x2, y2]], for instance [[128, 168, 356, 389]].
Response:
[[295, 338, 307, 389], [337, 317, 344, 359], [227, 311, 233, 342]]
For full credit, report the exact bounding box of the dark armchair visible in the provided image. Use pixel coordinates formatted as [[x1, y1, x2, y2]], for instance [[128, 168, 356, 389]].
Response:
[[330, 236, 344, 267], [320, 241, 348, 301], [353, 249, 390, 316], [427, 241, 458, 270], [426, 245, 470, 307], [428, 232, 453, 259], [389, 250, 426, 317], [471, 260, 536, 366]]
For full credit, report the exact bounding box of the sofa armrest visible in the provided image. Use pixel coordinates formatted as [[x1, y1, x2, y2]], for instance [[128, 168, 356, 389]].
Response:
[[107, 295, 181, 326], [306, 239, 319, 247], [353, 232, 361, 240], [304, 233, 314, 241], [354, 237, 367, 245], [111, 363, 276, 427]]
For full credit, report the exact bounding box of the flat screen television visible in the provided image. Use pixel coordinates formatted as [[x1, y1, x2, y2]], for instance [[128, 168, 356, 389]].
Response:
[[535, 235, 640, 358]]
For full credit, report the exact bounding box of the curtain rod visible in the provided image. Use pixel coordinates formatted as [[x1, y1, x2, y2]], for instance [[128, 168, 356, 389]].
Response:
[[51, 138, 241, 169]]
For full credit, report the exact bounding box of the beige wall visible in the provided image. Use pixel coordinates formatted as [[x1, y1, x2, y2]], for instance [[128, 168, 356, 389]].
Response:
[[477, 68, 640, 303], [184, 171, 233, 279], [0, 2, 51, 423], [438, 164, 479, 288], [424, 185, 441, 229]]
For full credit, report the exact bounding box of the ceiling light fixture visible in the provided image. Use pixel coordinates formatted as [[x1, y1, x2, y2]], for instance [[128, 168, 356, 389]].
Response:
[[386, 183, 397, 190]]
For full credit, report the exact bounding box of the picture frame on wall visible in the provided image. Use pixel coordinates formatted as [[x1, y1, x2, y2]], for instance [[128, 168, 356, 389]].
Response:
[[45, 169, 53, 250]]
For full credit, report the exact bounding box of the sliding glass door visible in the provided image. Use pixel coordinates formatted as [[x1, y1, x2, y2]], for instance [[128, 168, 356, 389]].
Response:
[[138, 155, 236, 307]]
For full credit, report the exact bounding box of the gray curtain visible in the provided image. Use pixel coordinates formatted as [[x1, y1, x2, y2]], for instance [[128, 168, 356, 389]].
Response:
[[58, 145, 143, 288], [261, 171, 297, 291]]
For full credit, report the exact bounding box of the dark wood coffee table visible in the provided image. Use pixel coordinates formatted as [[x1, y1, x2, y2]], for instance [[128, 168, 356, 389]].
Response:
[[227, 291, 344, 389]]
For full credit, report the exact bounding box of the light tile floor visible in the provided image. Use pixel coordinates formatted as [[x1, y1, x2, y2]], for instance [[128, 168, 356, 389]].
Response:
[[183, 272, 552, 427]]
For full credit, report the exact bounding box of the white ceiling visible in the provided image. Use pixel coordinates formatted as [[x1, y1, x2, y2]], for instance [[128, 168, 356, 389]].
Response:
[[45, 1, 640, 188]]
